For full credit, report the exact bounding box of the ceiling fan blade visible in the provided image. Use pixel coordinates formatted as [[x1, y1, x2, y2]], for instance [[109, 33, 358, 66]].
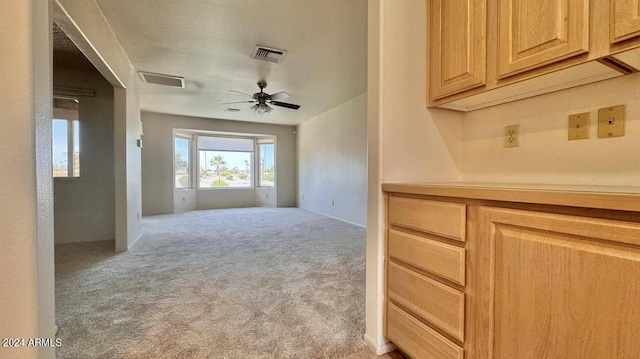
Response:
[[221, 100, 256, 105], [228, 89, 254, 97], [271, 101, 300, 110], [269, 91, 291, 101]]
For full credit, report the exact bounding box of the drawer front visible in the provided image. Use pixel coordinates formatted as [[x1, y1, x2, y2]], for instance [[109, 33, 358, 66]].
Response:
[[388, 262, 465, 341], [389, 196, 466, 242], [387, 302, 464, 359], [389, 229, 465, 285]]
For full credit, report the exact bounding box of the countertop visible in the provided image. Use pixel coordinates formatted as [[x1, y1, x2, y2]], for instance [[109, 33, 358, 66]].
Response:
[[381, 182, 640, 212]]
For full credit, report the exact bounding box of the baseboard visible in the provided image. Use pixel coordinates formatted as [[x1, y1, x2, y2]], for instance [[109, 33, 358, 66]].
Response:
[[299, 208, 366, 228], [128, 233, 143, 250], [363, 333, 396, 355]]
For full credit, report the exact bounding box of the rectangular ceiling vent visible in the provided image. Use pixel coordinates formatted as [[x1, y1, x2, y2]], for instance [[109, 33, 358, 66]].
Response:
[[252, 45, 286, 64], [138, 71, 185, 88]]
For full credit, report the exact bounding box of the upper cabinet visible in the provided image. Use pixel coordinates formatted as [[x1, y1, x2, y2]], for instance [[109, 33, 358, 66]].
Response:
[[428, 0, 486, 99], [428, 0, 640, 111], [497, 0, 589, 78], [611, 0, 640, 43]]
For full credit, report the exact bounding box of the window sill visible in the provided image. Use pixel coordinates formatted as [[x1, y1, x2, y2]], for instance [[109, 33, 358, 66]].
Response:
[[54, 177, 83, 182]]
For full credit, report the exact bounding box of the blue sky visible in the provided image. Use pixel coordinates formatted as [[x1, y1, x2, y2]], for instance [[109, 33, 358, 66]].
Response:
[[52, 119, 68, 165], [176, 138, 274, 172]]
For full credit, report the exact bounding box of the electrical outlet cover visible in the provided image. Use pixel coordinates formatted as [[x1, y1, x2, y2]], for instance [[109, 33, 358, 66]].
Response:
[[504, 125, 519, 148], [598, 105, 625, 138], [568, 112, 590, 140]]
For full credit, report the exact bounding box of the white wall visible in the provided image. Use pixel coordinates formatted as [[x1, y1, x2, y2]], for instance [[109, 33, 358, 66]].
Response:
[[141, 111, 296, 215], [55, 0, 143, 251], [255, 188, 276, 208], [174, 189, 197, 213], [53, 67, 115, 244], [297, 93, 368, 226], [461, 73, 640, 185], [0, 0, 55, 358], [365, 0, 463, 354]]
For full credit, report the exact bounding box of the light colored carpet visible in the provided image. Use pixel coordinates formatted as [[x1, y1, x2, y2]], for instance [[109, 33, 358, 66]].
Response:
[[55, 208, 367, 359]]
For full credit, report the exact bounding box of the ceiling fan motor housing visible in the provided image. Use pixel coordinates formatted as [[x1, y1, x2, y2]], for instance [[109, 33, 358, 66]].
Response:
[[225, 81, 300, 112]]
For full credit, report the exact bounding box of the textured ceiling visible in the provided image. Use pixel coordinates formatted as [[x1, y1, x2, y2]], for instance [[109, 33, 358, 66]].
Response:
[[53, 22, 97, 72], [95, 0, 367, 125]]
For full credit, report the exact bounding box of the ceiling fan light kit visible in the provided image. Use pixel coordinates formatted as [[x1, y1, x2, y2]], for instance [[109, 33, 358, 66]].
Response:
[[224, 81, 301, 115], [251, 103, 273, 115]]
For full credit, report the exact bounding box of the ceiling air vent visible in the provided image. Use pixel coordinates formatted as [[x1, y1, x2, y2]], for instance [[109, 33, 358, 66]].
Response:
[[138, 71, 185, 88], [252, 45, 286, 64]]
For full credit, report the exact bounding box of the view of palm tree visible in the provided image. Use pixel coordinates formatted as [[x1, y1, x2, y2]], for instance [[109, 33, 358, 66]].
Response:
[[199, 151, 252, 188], [174, 138, 190, 188]]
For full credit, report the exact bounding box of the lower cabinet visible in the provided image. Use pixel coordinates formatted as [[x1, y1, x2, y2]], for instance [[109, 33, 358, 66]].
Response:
[[475, 207, 640, 359], [385, 192, 640, 359]]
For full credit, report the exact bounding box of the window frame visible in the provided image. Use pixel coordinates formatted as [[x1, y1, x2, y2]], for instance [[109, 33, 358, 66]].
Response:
[[257, 138, 276, 188], [174, 132, 194, 190], [196, 134, 255, 190], [52, 98, 80, 179]]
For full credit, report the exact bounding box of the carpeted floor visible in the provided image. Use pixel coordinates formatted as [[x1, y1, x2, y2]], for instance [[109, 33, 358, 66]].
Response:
[[55, 208, 367, 359]]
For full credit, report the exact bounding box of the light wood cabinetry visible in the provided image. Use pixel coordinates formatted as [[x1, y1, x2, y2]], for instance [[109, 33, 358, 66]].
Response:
[[383, 183, 640, 359], [428, 0, 640, 111], [388, 230, 466, 285], [476, 207, 640, 358], [611, 0, 640, 43], [428, 0, 486, 99], [387, 303, 464, 359], [389, 197, 466, 242], [497, 0, 589, 77]]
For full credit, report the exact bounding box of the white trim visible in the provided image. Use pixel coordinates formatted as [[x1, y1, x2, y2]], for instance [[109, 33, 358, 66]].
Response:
[[299, 208, 366, 228], [363, 333, 396, 355]]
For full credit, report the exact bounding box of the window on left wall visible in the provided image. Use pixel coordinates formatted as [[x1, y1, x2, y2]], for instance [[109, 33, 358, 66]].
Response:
[[175, 135, 193, 189], [52, 98, 80, 178]]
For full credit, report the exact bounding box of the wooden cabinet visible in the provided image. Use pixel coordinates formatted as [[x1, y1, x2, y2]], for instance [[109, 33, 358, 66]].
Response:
[[428, 0, 486, 99], [497, 0, 589, 77], [476, 207, 640, 359], [385, 196, 466, 359], [611, 0, 640, 43], [383, 184, 640, 359], [427, 0, 640, 111]]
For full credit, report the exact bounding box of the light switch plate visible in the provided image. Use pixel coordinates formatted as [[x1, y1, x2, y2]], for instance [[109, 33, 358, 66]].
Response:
[[568, 112, 590, 140], [504, 125, 519, 148], [598, 105, 625, 138]]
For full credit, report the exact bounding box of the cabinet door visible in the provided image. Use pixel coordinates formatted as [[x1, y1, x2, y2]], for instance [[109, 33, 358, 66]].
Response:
[[475, 207, 640, 359], [611, 0, 640, 43], [429, 0, 486, 100], [498, 0, 589, 78]]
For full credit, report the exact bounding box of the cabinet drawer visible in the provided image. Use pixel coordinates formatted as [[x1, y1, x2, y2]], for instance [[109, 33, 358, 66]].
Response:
[[389, 196, 466, 241], [388, 262, 465, 341], [387, 302, 463, 359], [389, 229, 465, 285]]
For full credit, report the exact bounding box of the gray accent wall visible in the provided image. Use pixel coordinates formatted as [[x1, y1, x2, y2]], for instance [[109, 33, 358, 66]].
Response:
[[53, 67, 115, 244], [297, 93, 367, 226], [141, 111, 297, 215]]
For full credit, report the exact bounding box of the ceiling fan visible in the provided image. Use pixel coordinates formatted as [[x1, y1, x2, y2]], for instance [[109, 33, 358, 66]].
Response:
[[223, 81, 301, 114]]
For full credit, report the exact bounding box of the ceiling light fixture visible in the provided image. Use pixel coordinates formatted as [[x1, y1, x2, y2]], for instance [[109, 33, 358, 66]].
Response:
[[251, 103, 273, 115]]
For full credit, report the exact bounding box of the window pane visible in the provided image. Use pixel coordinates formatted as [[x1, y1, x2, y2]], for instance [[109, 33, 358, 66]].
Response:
[[259, 143, 275, 187], [73, 120, 80, 177], [199, 150, 252, 188], [175, 137, 190, 188], [52, 119, 69, 177]]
